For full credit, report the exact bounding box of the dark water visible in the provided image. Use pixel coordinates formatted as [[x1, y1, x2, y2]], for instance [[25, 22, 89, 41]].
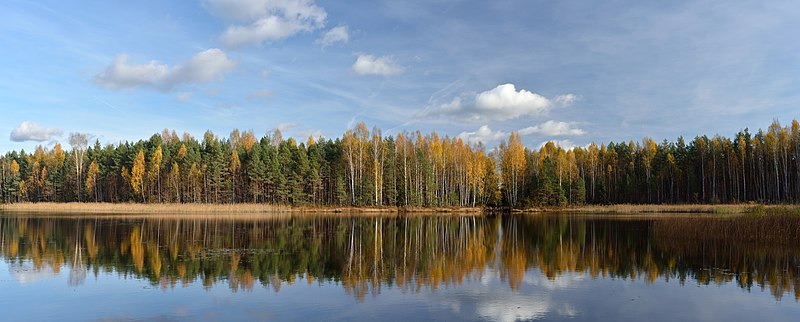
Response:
[[1, 213, 799, 321]]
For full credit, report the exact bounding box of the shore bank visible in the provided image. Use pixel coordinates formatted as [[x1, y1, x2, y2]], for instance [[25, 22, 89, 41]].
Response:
[[0, 202, 483, 215], [4, 202, 800, 216], [520, 203, 800, 214]]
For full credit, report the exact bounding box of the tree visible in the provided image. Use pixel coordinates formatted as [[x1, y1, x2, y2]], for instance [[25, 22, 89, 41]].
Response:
[[169, 162, 181, 202], [85, 160, 100, 202], [371, 126, 383, 206], [69, 132, 88, 201], [9, 159, 20, 202], [500, 132, 525, 207], [5, 119, 800, 208], [230, 149, 241, 203], [642, 137, 657, 202], [131, 150, 146, 202], [343, 130, 357, 205], [149, 145, 163, 202]]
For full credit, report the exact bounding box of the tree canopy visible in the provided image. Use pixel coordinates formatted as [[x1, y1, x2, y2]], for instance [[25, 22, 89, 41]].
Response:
[[3, 119, 800, 207]]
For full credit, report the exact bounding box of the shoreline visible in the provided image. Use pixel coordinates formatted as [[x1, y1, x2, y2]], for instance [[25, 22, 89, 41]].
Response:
[[0, 202, 483, 215], [2, 202, 799, 216], [519, 203, 800, 214]]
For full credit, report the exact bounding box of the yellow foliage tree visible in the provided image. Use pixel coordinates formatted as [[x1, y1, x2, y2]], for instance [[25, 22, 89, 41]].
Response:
[[85, 160, 100, 201], [149, 146, 163, 202], [131, 150, 146, 201]]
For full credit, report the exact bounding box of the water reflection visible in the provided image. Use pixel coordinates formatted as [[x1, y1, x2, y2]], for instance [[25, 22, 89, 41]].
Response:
[[1, 214, 799, 301]]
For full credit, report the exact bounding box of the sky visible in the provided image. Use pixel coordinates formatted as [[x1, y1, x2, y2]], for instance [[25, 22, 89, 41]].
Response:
[[2, 0, 800, 152]]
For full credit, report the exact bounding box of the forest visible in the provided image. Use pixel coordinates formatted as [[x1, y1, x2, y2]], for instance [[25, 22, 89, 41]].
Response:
[[2, 119, 800, 208]]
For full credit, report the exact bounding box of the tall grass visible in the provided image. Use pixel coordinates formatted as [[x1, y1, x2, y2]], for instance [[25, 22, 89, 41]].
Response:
[[653, 214, 800, 244], [531, 203, 800, 214], [0, 202, 482, 216]]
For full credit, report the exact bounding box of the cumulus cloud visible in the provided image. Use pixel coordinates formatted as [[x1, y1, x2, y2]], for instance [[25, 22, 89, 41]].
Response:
[[352, 54, 405, 76], [457, 125, 506, 145], [475, 84, 551, 115], [316, 25, 349, 47], [457, 121, 586, 146], [10, 121, 62, 142], [425, 84, 576, 122], [539, 139, 579, 150], [93, 49, 237, 91], [519, 121, 586, 136], [204, 0, 327, 47]]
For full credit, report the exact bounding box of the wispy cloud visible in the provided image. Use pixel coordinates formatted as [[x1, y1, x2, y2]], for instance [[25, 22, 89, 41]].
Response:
[[316, 25, 349, 47]]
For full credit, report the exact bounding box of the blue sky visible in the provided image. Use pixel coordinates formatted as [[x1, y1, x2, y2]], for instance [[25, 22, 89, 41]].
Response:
[[2, 0, 800, 152]]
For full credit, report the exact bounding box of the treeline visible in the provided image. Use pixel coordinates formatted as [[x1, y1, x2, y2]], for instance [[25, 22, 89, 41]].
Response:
[[2, 119, 800, 207]]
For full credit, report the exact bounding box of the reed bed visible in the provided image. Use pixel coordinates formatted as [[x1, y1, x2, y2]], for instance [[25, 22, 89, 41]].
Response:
[[653, 214, 800, 244], [526, 203, 800, 214], [0, 202, 482, 216]]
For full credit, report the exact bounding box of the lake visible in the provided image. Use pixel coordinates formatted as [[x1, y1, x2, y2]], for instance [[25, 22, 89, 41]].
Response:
[[1, 213, 799, 321]]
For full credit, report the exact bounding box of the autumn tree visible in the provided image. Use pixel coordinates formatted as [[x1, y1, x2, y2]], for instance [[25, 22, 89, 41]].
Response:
[[131, 150, 146, 202], [149, 145, 163, 202], [500, 132, 526, 207], [69, 132, 88, 201], [85, 160, 100, 202]]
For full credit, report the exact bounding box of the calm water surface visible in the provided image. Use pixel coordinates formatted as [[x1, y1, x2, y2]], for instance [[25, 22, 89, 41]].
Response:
[[1, 213, 799, 321]]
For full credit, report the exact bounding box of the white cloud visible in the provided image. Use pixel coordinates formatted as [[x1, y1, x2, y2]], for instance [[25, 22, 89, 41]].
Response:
[[316, 25, 349, 47], [519, 120, 586, 136], [539, 139, 578, 150], [424, 84, 577, 122], [93, 49, 237, 91], [10, 121, 62, 142], [352, 54, 405, 76], [475, 84, 551, 116], [204, 0, 327, 47], [457, 125, 506, 145], [93, 55, 168, 89]]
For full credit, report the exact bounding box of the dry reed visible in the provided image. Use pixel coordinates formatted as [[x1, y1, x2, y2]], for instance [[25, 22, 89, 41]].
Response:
[[0, 202, 482, 216], [524, 203, 800, 214]]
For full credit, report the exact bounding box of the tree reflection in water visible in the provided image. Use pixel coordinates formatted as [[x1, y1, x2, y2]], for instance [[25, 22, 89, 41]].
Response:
[[1, 214, 798, 301]]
